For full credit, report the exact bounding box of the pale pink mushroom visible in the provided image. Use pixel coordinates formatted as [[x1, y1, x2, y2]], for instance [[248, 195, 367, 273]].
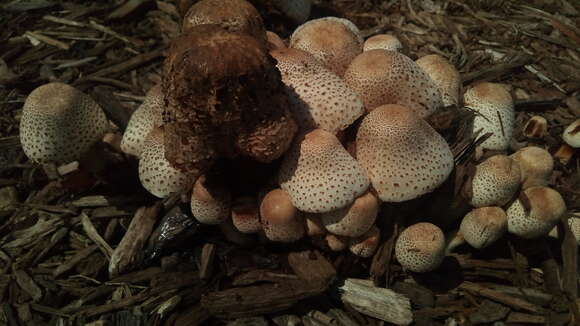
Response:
[[510, 146, 553, 189], [320, 191, 380, 237], [469, 155, 521, 207], [507, 187, 566, 239], [191, 175, 232, 225], [231, 196, 262, 234], [416, 54, 461, 107], [395, 222, 445, 273], [363, 34, 402, 52], [260, 188, 305, 242]]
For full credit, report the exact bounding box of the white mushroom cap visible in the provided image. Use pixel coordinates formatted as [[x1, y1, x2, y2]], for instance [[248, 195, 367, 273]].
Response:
[[470, 155, 521, 207], [506, 187, 567, 239], [20, 82, 109, 164], [231, 196, 262, 233], [260, 188, 305, 242], [191, 175, 232, 225], [349, 225, 380, 258], [460, 207, 507, 249], [415, 54, 461, 107], [272, 0, 311, 24], [270, 48, 365, 134], [279, 129, 370, 213], [395, 222, 445, 273], [522, 116, 547, 139], [343, 50, 443, 117], [510, 146, 553, 189], [463, 82, 515, 151], [138, 127, 188, 198], [289, 17, 363, 76], [562, 119, 580, 148], [321, 190, 380, 237], [326, 233, 349, 251], [363, 34, 402, 52], [120, 85, 164, 158], [356, 104, 454, 202]]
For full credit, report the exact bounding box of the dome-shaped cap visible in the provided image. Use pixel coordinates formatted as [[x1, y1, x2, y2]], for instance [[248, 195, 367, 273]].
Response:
[[191, 175, 232, 225], [356, 104, 454, 202], [279, 129, 370, 213], [20, 83, 109, 164], [289, 17, 363, 77], [460, 207, 507, 249], [349, 225, 380, 258], [270, 48, 365, 134], [120, 85, 164, 158], [138, 126, 188, 198], [416, 54, 461, 107], [562, 119, 580, 148], [470, 155, 521, 207], [321, 190, 380, 237], [231, 196, 262, 234], [343, 50, 443, 117], [260, 188, 305, 242], [507, 187, 567, 239], [363, 34, 402, 52], [395, 222, 445, 273], [463, 82, 514, 151], [510, 146, 553, 189]]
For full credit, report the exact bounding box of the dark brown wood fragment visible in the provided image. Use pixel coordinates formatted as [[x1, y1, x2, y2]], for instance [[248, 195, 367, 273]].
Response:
[[459, 281, 545, 314], [287, 250, 336, 283]]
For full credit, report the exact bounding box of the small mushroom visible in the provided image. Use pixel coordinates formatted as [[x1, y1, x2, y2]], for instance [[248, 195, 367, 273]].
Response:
[[231, 196, 262, 233], [120, 84, 164, 158], [20, 83, 109, 164], [289, 17, 363, 77], [349, 225, 380, 258], [463, 82, 515, 152], [272, 0, 311, 25], [395, 222, 445, 273], [522, 116, 547, 139], [138, 126, 188, 198], [510, 146, 553, 189], [191, 175, 232, 225], [458, 207, 507, 251], [469, 155, 521, 207], [320, 190, 380, 237], [548, 216, 580, 245], [344, 50, 443, 117], [415, 54, 461, 107], [279, 129, 370, 213], [356, 104, 454, 202], [260, 188, 305, 242], [554, 119, 580, 164], [506, 186, 566, 239], [363, 34, 402, 52], [326, 233, 349, 251]]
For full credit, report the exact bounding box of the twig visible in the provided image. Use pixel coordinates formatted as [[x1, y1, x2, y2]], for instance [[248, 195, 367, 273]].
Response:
[[459, 281, 545, 314], [24, 31, 70, 50], [81, 213, 114, 260], [53, 245, 99, 278]]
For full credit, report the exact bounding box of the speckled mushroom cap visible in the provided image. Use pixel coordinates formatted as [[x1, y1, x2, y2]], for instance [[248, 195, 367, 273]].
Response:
[[321, 191, 380, 237], [182, 0, 266, 43], [343, 50, 443, 117], [231, 196, 262, 234], [506, 186, 567, 239], [415, 54, 461, 107], [163, 25, 297, 176], [138, 126, 188, 198], [356, 104, 454, 202], [463, 82, 514, 151], [20, 83, 109, 164], [349, 225, 380, 258], [120, 85, 164, 158], [563, 119, 580, 148], [289, 17, 363, 77], [395, 222, 445, 273], [460, 207, 507, 249], [190, 175, 232, 225], [279, 129, 370, 213], [510, 146, 553, 189], [272, 0, 311, 24], [260, 188, 305, 242], [363, 34, 402, 52], [470, 155, 521, 207], [270, 48, 365, 134]]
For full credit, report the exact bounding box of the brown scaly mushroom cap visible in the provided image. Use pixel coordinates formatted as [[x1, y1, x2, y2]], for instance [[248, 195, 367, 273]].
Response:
[[395, 222, 445, 273], [182, 0, 266, 44], [320, 190, 380, 237], [343, 50, 443, 117], [279, 129, 370, 213], [260, 188, 305, 242], [266, 31, 286, 50], [120, 85, 164, 158], [510, 146, 553, 189], [363, 34, 403, 52], [138, 126, 188, 198], [349, 225, 380, 258], [270, 48, 365, 134], [289, 17, 363, 77], [507, 186, 567, 239], [20, 83, 109, 164], [415, 54, 461, 107], [469, 155, 521, 207], [460, 207, 507, 249], [231, 196, 262, 234], [191, 175, 232, 225], [463, 82, 514, 152], [356, 104, 454, 202], [272, 0, 312, 24], [163, 25, 298, 176]]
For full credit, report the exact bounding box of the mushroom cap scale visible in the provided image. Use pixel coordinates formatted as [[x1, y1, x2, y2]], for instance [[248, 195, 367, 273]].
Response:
[[279, 129, 370, 213], [562, 119, 580, 148], [460, 207, 507, 249], [363, 34, 402, 52], [20, 83, 109, 164], [395, 222, 445, 273], [470, 155, 521, 207], [191, 175, 232, 225], [356, 104, 454, 202], [231, 196, 262, 234], [415, 54, 461, 107], [510, 146, 553, 189], [320, 190, 380, 237], [349, 225, 380, 258]]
